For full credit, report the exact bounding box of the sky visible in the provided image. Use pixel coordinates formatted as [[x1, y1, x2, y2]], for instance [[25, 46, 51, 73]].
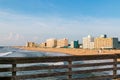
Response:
[[0, 0, 120, 46]]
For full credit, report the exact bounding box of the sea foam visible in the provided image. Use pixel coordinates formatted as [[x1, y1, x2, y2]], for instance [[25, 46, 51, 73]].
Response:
[[0, 52, 12, 57]]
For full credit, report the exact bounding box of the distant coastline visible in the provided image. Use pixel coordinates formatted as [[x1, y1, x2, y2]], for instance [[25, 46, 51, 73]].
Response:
[[15, 46, 120, 56]]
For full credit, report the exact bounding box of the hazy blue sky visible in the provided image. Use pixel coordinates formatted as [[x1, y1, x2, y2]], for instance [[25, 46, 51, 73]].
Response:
[[0, 0, 120, 45]]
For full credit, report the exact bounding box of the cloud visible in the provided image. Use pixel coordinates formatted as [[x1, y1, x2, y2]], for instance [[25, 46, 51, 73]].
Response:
[[7, 32, 14, 40], [0, 10, 120, 45], [15, 33, 25, 41], [1, 32, 25, 46]]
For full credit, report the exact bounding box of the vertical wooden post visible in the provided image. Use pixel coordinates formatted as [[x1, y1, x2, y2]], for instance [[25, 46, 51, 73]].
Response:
[[12, 64, 16, 80], [113, 54, 117, 79], [68, 60, 72, 80]]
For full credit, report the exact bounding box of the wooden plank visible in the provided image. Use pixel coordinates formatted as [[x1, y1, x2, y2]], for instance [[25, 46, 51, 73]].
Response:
[[116, 75, 120, 79], [0, 77, 12, 80], [68, 60, 72, 80], [113, 55, 117, 79], [0, 61, 13, 64], [12, 64, 16, 80], [0, 68, 12, 72], [0, 54, 114, 64], [117, 67, 120, 70], [116, 54, 120, 58], [117, 61, 120, 64]]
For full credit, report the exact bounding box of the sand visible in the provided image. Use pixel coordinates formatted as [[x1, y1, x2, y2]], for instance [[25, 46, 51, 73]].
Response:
[[17, 46, 120, 56]]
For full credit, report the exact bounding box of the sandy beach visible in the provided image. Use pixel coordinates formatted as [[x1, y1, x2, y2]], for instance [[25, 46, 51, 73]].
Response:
[[17, 46, 120, 56]]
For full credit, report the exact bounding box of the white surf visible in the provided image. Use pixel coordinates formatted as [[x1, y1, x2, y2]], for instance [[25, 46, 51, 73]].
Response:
[[0, 52, 12, 57], [42, 62, 64, 66]]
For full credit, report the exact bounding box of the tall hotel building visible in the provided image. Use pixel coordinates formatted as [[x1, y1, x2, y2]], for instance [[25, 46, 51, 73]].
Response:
[[57, 38, 68, 48], [94, 35, 119, 49], [46, 38, 57, 48], [26, 42, 36, 47], [83, 35, 94, 49]]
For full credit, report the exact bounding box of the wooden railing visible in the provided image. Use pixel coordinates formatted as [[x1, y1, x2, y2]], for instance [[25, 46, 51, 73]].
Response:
[[1, 54, 120, 80]]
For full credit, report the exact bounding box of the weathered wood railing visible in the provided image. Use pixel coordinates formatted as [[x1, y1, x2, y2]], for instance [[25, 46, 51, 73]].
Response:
[[1, 54, 120, 80]]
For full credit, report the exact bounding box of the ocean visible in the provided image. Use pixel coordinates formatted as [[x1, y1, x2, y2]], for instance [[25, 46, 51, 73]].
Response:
[[0, 47, 112, 80], [0, 46, 69, 57]]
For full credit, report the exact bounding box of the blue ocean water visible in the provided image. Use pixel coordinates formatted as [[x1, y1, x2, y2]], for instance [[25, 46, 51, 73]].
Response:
[[0, 47, 69, 57], [0, 47, 113, 80]]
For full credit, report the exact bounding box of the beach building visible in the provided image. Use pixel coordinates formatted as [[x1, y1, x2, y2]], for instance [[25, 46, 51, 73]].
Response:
[[46, 38, 57, 48], [94, 35, 119, 49], [83, 35, 94, 49], [71, 40, 79, 48], [26, 42, 36, 47], [57, 38, 68, 48], [39, 42, 46, 48]]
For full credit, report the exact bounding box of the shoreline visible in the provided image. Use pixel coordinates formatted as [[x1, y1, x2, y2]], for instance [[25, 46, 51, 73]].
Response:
[[16, 46, 120, 56]]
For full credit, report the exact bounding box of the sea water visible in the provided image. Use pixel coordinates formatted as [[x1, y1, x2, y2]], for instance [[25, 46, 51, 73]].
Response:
[[0, 47, 112, 80]]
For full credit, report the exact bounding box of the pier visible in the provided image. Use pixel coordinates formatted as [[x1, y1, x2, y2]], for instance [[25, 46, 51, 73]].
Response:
[[1, 54, 120, 80]]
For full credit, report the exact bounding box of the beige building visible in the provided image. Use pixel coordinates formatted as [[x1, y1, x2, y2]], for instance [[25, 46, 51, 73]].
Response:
[[39, 42, 46, 48], [83, 35, 94, 49], [46, 38, 57, 48], [83, 34, 120, 49], [26, 42, 36, 47], [57, 38, 68, 48], [94, 37, 119, 49]]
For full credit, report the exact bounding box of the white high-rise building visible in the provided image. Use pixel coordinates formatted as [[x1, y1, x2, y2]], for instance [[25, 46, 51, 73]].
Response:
[[83, 35, 94, 49]]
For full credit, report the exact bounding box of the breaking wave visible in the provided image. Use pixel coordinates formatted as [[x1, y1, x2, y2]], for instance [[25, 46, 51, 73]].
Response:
[[0, 52, 12, 57]]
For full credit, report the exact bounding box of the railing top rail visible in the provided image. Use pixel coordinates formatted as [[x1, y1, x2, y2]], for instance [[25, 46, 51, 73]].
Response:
[[0, 54, 117, 64]]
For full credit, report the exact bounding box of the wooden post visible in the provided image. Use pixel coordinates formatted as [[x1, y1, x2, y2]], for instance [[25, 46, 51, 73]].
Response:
[[113, 54, 117, 79], [68, 60, 72, 80], [12, 64, 16, 80]]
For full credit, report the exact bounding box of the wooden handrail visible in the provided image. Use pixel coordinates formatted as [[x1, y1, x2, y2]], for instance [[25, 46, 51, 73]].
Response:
[[0, 54, 120, 80]]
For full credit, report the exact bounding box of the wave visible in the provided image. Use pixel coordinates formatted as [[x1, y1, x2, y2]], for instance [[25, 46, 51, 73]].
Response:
[[17, 62, 65, 68], [0, 52, 13, 57], [42, 62, 64, 66]]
